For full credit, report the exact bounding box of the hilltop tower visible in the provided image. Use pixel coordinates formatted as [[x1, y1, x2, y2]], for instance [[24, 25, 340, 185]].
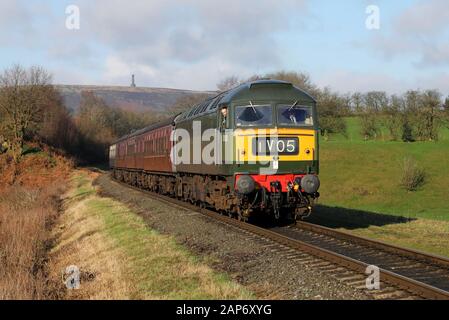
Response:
[[131, 74, 136, 88]]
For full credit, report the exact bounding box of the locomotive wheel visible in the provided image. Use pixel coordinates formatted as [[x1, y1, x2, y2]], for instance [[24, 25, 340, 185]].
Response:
[[236, 207, 248, 222]]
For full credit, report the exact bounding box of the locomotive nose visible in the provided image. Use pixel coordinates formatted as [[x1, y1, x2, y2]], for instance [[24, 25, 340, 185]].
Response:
[[300, 175, 320, 194], [236, 175, 256, 194]]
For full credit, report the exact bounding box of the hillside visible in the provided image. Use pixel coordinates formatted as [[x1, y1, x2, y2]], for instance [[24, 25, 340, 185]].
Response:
[[56, 85, 215, 113], [317, 117, 449, 221]]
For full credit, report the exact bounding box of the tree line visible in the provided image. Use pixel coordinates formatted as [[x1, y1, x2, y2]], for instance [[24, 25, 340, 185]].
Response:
[[0, 65, 161, 164], [1, 65, 448, 166]]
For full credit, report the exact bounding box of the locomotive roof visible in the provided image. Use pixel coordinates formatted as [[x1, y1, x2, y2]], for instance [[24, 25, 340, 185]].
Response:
[[175, 79, 316, 123], [221, 79, 316, 104], [111, 115, 177, 145]]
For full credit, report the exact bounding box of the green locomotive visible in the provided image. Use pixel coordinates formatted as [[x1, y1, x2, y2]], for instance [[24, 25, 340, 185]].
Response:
[[110, 80, 320, 221]]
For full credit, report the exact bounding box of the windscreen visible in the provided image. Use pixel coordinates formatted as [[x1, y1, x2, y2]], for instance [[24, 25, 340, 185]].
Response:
[[235, 105, 273, 127], [277, 105, 314, 126]]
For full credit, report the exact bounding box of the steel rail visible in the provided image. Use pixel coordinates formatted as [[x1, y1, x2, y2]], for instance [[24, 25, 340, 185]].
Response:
[[108, 176, 449, 300], [295, 221, 449, 269]]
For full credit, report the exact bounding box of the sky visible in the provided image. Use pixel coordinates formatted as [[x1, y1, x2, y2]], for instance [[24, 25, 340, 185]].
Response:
[[1, 0, 448, 95]]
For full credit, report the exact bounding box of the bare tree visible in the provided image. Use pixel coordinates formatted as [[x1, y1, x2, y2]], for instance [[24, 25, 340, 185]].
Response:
[[0, 65, 52, 162], [38, 87, 80, 151], [168, 93, 213, 116], [401, 90, 442, 141], [265, 71, 318, 96], [444, 97, 449, 128], [418, 90, 441, 141], [351, 92, 364, 113], [315, 87, 348, 139], [383, 94, 404, 141], [358, 92, 389, 140], [217, 76, 241, 91], [364, 91, 389, 113]]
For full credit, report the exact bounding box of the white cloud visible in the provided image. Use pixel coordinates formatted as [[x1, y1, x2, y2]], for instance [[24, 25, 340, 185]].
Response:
[[317, 69, 449, 95], [317, 70, 409, 94], [394, 0, 449, 36], [0, 0, 309, 89], [372, 0, 449, 67], [103, 54, 258, 90], [415, 72, 449, 93], [77, 0, 307, 88], [0, 1, 35, 45], [3, 0, 447, 95]]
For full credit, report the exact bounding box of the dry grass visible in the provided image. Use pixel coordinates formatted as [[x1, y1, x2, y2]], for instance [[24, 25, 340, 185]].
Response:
[[0, 149, 72, 299], [50, 176, 135, 299], [400, 157, 426, 191], [0, 182, 66, 299], [49, 171, 252, 300]]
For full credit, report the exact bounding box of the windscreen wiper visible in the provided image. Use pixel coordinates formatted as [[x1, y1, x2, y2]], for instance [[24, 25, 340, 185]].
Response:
[[249, 101, 257, 114], [288, 101, 298, 111]]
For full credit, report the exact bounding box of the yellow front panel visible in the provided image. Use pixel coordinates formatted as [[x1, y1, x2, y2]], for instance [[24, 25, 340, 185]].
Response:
[[234, 128, 316, 163]]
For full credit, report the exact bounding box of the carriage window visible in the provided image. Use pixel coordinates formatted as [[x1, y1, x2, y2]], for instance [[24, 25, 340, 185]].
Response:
[[277, 105, 314, 126], [235, 105, 272, 127], [144, 141, 151, 154], [127, 144, 135, 156]]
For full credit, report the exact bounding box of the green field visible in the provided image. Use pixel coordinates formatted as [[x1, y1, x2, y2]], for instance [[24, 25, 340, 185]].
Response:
[[317, 117, 449, 222]]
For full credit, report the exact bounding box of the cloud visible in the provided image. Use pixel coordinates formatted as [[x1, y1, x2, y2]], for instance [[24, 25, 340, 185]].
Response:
[[0, 1, 34, 45], [75, 0, 307, 88], [317, 70, 409, 94], [394, 0, 449, 36], [372, 0, 449, 67], [0, 0, 309, 89], [317, 69, 449, 95], [415, 72, 449, 93], [102, 54, 259, 90], [4, 0, 446, 94]]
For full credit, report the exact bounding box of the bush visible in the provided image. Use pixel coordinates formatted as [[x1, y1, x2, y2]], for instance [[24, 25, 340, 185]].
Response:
[[400, 157, 426, 191], [360, 113, 379, 140], [401, 120, 414, 142], [319, 116, 347, 139]]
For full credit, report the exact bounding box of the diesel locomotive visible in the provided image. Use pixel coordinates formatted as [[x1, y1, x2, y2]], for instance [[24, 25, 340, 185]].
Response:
[[110, 80, 320, 221]]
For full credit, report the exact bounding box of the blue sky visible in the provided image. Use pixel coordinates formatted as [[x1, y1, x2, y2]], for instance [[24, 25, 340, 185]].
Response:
[[1, 0, 448, 94]]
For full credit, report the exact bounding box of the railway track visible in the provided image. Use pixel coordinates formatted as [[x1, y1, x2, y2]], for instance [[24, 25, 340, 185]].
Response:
[[274, 223, 449, 299], [110, 175, 449, 300]]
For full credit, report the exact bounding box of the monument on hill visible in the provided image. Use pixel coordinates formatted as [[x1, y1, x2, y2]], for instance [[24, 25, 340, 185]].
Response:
[[131, 74, 136, 88]]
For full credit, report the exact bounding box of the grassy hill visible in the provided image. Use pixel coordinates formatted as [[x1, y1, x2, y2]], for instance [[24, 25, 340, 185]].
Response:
[[318, 117, 449, 221], [56, 85, 215, 113]]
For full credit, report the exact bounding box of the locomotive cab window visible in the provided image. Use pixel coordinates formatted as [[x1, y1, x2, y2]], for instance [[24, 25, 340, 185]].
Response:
[[277, 105, 314, 126], [235, 104, 272, 127]]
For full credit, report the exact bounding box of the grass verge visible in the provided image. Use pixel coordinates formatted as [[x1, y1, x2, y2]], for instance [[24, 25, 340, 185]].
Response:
[[347, 219, 449, 258], [50, 171, 253, 299]]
